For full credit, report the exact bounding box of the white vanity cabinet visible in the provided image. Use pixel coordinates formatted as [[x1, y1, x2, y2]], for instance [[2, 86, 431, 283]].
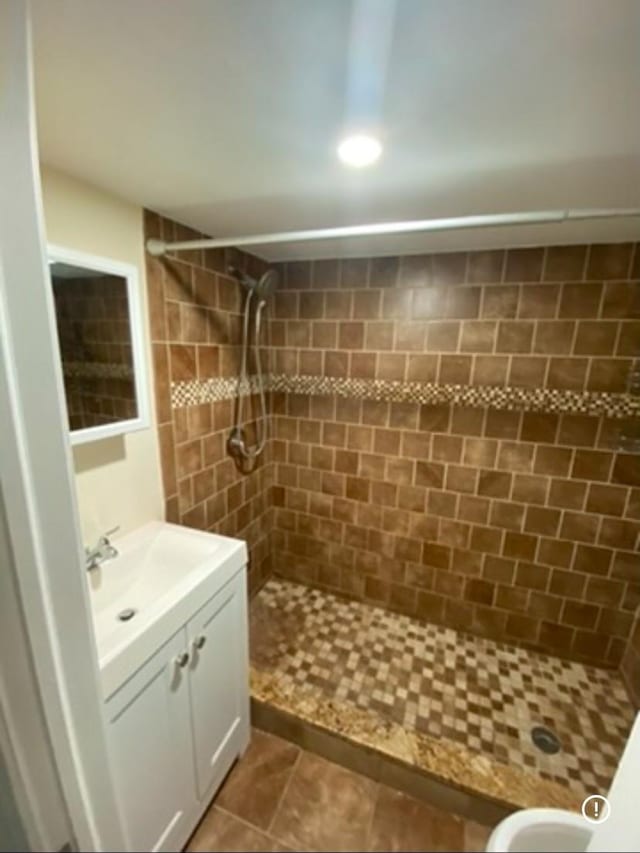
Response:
[[104, 630, 195, 851], [104, 569, 250, 853], [187, 578, 248, 800]]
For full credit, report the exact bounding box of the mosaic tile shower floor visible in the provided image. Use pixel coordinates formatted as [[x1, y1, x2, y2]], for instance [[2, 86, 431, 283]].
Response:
[[250, 578, 634, 802]]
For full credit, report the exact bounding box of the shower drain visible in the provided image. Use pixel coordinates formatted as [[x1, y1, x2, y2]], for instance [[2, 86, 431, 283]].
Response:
[[117, 607, 137, 622], [531, 725, 561, 754]]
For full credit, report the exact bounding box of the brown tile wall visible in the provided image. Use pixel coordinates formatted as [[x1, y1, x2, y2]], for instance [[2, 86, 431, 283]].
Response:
[[144, 213, 640, 668], [269, 244, 640, 667], [270, 246, 640, 393], [144, 210, 274, 593]]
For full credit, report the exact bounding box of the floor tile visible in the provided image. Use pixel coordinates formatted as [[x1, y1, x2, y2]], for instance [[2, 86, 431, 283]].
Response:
[[251, 578, 634, 799], [216, 729, 299, 829], [270, 750, 378, 852], [368, 785, 465, 852], [463, 819, 493, 852], [186, 806, 289, 852]]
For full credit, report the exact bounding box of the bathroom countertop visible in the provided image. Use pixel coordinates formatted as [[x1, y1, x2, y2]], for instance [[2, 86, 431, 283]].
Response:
[[250, 666, 583, 814]]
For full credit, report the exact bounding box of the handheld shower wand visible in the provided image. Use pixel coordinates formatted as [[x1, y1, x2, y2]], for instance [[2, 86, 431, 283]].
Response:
[[228, 268, 277, 463]]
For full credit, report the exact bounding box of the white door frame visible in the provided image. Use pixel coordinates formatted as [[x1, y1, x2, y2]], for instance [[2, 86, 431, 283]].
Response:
[[0, 489, 71, 851], [0, 2, 126, 849]]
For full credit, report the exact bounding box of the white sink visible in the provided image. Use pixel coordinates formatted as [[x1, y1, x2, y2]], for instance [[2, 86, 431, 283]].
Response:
[[87, 521, 247, 697]]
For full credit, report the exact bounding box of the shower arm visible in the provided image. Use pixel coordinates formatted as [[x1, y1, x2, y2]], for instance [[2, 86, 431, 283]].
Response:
[[146, 208, 640, 256]]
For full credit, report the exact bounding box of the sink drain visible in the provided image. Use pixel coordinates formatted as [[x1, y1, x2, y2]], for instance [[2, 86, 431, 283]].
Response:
[[117, 608, 137, 622], [531, 725, 561, 754]]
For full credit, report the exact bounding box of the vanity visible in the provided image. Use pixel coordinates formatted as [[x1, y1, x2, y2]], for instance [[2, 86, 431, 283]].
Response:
[[45, 244, 250, 850], [87, 521, 250, 852]]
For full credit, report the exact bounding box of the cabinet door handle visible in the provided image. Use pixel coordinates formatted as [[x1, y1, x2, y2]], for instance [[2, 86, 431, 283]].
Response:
[[175, 652, 189, 668], [193, 635, 206, 650]]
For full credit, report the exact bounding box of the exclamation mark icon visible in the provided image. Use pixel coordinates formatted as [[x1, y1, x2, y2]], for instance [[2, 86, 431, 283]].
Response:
[[583, 795, 609, 824]]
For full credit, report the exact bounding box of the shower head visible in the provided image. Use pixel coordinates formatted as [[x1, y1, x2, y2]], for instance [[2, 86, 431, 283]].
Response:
[[255, 269, 277, 300], [229, 266, 278, 301]]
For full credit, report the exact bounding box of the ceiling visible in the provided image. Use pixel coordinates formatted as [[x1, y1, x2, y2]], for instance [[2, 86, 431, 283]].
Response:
[[32, 0, 640, 261]]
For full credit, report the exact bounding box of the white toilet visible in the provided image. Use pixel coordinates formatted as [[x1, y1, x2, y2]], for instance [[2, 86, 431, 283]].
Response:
[[486, 808, 592, 852]]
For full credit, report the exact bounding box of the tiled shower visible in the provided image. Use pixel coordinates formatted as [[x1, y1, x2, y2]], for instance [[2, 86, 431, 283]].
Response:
[[145, 207, 639, 811]]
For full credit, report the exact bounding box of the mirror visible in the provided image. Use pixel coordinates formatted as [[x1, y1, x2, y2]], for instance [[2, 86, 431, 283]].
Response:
[[48, 245, 150, 445]]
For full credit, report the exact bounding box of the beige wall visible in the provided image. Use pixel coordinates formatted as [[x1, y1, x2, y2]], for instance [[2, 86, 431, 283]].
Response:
[[40, 166, 163, 543]]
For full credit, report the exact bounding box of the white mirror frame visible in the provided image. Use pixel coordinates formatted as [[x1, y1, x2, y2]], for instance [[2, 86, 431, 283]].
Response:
[[47, 243, 151, 445]]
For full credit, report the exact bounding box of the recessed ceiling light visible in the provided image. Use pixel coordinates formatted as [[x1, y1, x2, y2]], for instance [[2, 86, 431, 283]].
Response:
[[337, 134, 382, 168]]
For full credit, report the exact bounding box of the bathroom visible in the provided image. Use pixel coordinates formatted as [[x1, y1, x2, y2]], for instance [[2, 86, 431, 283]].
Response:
[[1, 1, 639, 851]]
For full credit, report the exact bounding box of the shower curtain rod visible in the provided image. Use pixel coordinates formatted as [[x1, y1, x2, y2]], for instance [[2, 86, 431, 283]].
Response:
[[145, 208, 640, 256]]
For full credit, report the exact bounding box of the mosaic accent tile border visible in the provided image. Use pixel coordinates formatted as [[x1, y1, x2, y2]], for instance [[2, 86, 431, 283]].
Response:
[[269, 374, 640, 418], [63, 361, 133, 380], [171, 375, 265, 407], [172, 373, 640, 418]]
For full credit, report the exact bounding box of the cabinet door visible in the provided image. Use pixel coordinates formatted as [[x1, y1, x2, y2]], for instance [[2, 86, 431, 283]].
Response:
[[105, 628, 196, 852], [187, 571, 250, 801]]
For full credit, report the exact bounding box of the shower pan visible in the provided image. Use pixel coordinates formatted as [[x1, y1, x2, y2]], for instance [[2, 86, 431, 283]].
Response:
[[227, 267, 277, 463]]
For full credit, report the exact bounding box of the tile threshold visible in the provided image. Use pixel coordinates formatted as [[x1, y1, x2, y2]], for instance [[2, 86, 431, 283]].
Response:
[[250, 666, 583, 825]]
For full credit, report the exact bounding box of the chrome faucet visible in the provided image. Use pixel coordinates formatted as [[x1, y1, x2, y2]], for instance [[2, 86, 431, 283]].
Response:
[[85, 526, 120, 571]]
